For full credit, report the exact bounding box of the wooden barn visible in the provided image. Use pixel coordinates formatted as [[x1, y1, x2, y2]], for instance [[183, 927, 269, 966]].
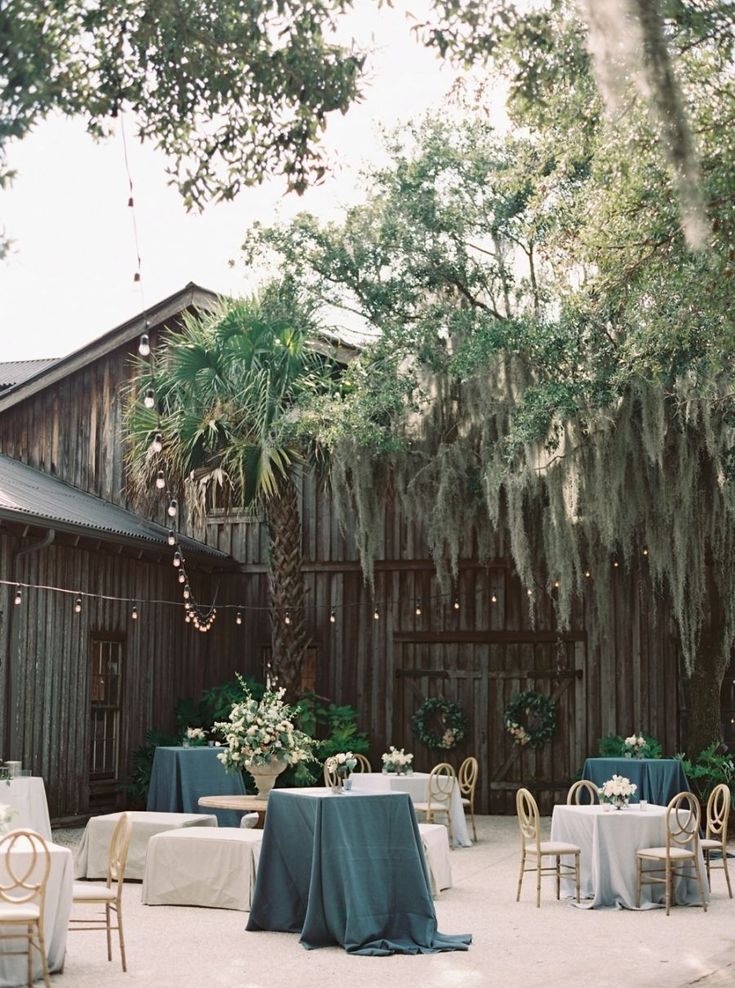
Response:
[[0, 284, 727, 821]]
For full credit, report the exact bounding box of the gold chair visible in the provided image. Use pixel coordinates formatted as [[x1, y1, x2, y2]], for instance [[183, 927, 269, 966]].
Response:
[[414, 762, 456, 846], [353, 753, 372, 773], [701, 783, 732, 898], [566, 780, 599, 805], [70, 811, 132, 970], [516, 787, 580, 907], [0, 829, 52, 988], [458, 756, 479, 841], [323, 761, 338, 787], [636, 790, 707, 915]]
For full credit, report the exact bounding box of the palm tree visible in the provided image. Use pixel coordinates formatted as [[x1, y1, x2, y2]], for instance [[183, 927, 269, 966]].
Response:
[[126, 281, 334, 697]]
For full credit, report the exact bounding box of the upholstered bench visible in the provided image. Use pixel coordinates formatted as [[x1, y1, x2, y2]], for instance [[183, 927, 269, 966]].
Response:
[[418, 822, 453, 896], [142, 827, 263, 910], [75, 811, 218, 881]]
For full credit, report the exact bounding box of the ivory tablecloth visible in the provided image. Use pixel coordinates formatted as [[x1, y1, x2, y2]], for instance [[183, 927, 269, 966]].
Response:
[[551, 803, 708, 909], [247, 788, 471, 954], [350, 772, 471, 847], [0, 839, 73, 986], [1, 778, 52, 841], [75, 810, 219, 880]]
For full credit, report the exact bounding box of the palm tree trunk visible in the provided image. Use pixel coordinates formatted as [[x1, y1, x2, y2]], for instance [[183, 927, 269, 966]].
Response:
[[264, 476, 308, 699]]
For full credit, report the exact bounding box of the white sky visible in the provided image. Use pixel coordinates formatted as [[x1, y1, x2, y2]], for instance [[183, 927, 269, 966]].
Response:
[[0, 1, 494, 362]]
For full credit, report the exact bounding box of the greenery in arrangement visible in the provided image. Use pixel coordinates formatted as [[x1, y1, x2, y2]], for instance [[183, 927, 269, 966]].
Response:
[[678, 743, 735, 810], [245, 2, 735, 757], [597, 734, 663, 760], [505, 692, 557, 749], [411, 697, 468, 751]]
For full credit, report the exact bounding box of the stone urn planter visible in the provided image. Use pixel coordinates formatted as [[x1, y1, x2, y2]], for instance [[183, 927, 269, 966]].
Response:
[[248, 758, 288, 797]]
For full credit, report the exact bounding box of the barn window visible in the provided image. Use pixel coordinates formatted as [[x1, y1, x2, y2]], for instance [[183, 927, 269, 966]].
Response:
[[90, 637, 124, 783]]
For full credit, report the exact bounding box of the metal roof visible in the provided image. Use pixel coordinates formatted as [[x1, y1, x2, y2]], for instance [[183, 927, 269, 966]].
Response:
[[0, 454, 235, 567], [0, 359, 60, 392]]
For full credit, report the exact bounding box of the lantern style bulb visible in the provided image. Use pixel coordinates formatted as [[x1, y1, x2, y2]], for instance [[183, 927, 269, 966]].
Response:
[[173, 550, 182, 568], [553, 580, 560, 589], [131, 605, 139, 620], [642, 546, 649, 556], [284, 612, 291, 625], [183, 584, 191, 600], [155, 469, 166, 490], [490, 592, 498, 604], [185, 613, 191, 623], [13, 585, 22, 606], [526, 588, 533, 597], [236, 611, 243, 625], [329, 610, 336, 624], [144, 388, 155, 409], [373, 608, 379, 621], [138, 333, 151, 357], [74, 595, 82, 613], [613, 559, 620, 568], [453, 598, 460, 611], [415, 603, 422, 616], [178, 571, 186, 584], [584, 569, 591, 579], [167, 529, 176, 546], [151, 432, 163, 453], [167, 497, 178, 518]]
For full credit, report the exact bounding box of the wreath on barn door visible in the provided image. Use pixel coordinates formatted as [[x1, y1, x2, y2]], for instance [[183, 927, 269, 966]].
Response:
[[504, 691, 556, 749], [411, 697, 468, 750]]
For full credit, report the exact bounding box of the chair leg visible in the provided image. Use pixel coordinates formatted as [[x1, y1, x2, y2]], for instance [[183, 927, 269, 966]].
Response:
[[636, 858, 642, 909], [536, 857, 542, 908], [27, 923, 32, 988], [665, 860, 671, 916], [106, 903, 112, 961], [555, 857, 561, 900], [723, 845, 733, 899], [516, 850, 526, 902], [117, 903, 128, 973], [693, 852, 708, 913], [705, 849, 711, 886], [471, 807, 477, 842], [575, 851, 580, 904], [37, 922, 51, 988]]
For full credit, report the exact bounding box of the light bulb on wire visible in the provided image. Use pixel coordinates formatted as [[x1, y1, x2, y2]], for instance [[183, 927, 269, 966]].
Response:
[[13, 585, 22, 606], [373, 607, 380, 621], [173, 550, 182, 568], [155, 470, 166, 490], [167, 497, 178, 518], [284, 611, 291, 626], [490, 592, 498, 604], [415, 602, 422, 617], [151, 432, 163, 454], [144, 388, 156, 409], [138, 333, 151, 357], [167, 530, 176, 546], [329, 610, 336, 624], [74, 595, 82, 614], [131, 604, 139, 620], [453, 598, 460, 611], [178, 571, 186, 585], [236, 611, 243, 626]]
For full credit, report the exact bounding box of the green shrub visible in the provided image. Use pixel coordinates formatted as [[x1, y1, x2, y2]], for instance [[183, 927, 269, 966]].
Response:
[[678, 743, 735, 808], [597, 733, 663, 759], [125, 728, 177, 804]]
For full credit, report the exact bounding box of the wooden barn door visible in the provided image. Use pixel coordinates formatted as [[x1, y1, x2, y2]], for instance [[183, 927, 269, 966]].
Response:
[[394, 633, 586, 815]]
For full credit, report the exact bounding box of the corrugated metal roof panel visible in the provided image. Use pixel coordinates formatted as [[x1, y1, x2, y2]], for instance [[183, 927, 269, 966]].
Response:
[[0, 359, 60, 391], [0, 454, 234, 565]]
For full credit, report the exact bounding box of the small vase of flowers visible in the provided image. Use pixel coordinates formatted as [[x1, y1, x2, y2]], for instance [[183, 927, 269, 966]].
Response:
[[598, 774, 637, 809], [182, 726, 207, 748], [381, 746, 413, 775], [623, 734, 648, 759], [326, 752, 357, 791]]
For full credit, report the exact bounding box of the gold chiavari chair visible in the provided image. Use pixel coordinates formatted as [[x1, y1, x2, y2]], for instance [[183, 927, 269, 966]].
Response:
[[0, 830, 52, 988], [516, 787, 580, 907], [458, 756, 479, 841], [701, 783, 732, 898], [636, 791, 707, 915]]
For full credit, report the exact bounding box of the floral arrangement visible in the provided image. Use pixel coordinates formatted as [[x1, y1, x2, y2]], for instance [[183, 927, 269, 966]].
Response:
[[411, 697, 467, 750], [183, 726, 207, 746], [325, 751, 357, 778], [381, 746, 414, 774], [598, 774, 637, 809], [505, 691, 557, 749], [0, 802, 15, 834], [214, 684, 314, 772], [624, 734, 649, 758]]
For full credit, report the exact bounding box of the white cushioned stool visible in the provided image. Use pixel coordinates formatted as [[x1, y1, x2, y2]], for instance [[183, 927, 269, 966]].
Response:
[[75, 811, 218, 881], [418, 822, 452, 895], [142, 827, 263, 910]]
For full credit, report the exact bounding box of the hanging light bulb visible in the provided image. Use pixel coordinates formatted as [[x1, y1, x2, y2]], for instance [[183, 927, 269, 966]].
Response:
[[490, 592, 498, 604], [178, 570, 186, 584], [236, 611, 243, 625], [131, 604, 139, 620], [284, 611, 291, 626], [138, 333, 151, 357], [584, 569, 592, 579], [155, 469, 166, 490], [173, 550, 182, 568], [526, 588, 533, 597], [613, 559, 620, 568], [167, 497, 178, 518], [553, 580, 560, 589], [453, 598, 460, 611], [642, 546, 649, 556], [329, 610, 336, 624], [167, 530, 176, 547], [373, 607, 380, 621], [13, 585, 22, 606], [151, 432, 163, 454], [183, 584, 191, 600], [415, 602, 422, 617], [143, 388, 155, 409], [74, 595, 82, 613], [184, 600, 192, 611], [185, 613, 191, 623]]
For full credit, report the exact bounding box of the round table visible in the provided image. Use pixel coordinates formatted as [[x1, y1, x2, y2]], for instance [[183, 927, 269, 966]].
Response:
[[198, 794, 269, 827]]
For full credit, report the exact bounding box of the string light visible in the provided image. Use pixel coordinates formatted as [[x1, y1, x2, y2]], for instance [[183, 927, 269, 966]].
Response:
[[642, 546, 649, 556], [183, 584, 191, 600], [415, 602, 422, 616], [284, 611, 291, 625], [151, 432, 163, 454], [584, 569, 592, 579], [144, 388, 156, 409], [526, 588, 533, 597], [155, 470, 166, 490], [553, 580, 560, 589], [138, 333, 151, 357], [373, 607, 380, 620], [613, 559, 620, 568], [131, 604, 139, 620], [490, 592, 498, 604], [167, 530, 176, 547], [236, 611, 243, 625], [13, 585, 22, 606], [167, 497, 178, 518], [453, 598, 460, 611], [74, 595, 82, 613], [329, 610, 336, 624], [173, 550, 182, 568], [177, 571, 186, 585]]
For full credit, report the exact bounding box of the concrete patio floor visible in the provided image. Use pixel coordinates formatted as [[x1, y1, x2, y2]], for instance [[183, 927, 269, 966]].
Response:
[[51, 815, 735, 988]]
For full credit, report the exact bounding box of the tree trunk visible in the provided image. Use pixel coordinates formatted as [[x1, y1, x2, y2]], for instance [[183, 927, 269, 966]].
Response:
[[684, 557, 728, 757], [264, 476, 308, 700]]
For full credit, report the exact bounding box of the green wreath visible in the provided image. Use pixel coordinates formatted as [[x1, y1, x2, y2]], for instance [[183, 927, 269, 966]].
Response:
[[505, 691, 556, 749], [411, 697, 468, 751]]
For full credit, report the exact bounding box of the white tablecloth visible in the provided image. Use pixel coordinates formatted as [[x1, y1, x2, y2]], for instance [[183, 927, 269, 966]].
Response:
[[75, 811, 219, 881], [142, 827, 262, 910], [417, 822, 452, 894], [551, 803, 708, 909], [1, 779, 52, 841], [351, 772, 471, 846], [0, 839, 73, 986]]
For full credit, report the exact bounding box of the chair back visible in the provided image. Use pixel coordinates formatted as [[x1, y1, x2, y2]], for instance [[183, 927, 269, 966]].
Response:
[[706, 783, 731, 842], [428, 762, 456, 810], [458, 756, 478, 798], [0, 830, 51, 910], [665, 791, 701, 852], [323, 762, 338, 787], [566, 780, 599, 805], [353, 753, 372, 773], [516, 788, 540, 852], [107, 812, 132, 889]]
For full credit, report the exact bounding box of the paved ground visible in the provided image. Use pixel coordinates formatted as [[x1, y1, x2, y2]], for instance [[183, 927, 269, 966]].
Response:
[[49, 816, 735, 988]]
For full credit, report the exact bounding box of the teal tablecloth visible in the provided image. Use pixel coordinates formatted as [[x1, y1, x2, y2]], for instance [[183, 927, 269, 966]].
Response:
[[246, 788, 472, 955], [582, 758, 690, 805], [146, 746, 245, 827]]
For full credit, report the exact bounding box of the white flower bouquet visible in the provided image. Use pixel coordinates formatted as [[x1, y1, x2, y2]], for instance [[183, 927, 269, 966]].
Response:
[[214, 685, 314, 772], [598, 774, 637, 809], [381, 746, 413, 775], [624, 734, 648, 759], [325, 752, 357, 778], [183, 726, 207, 747]]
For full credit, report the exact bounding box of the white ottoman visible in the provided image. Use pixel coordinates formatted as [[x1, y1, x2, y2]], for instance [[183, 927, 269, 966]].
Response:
[[75, 811, 218, 881], [418, 822, 453, 896], [142, 827, 263, 910]]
